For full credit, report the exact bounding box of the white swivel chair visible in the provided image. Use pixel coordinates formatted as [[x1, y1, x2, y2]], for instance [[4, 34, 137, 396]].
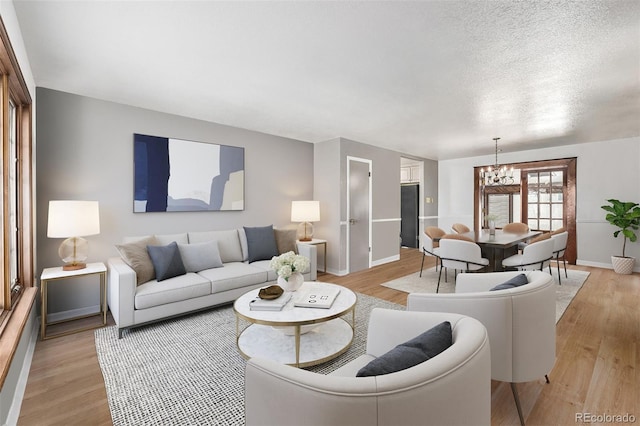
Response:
[[407, 270, 556, 426], [245, 309, 491, 426], [502, 237, 554, 272], [436, 238, 489, 292], [420, 226, 445, 276], [551, 231, 569, 284]]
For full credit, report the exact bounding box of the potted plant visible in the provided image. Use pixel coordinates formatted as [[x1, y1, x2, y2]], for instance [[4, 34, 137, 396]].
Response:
[[601, 199, 640, 274]]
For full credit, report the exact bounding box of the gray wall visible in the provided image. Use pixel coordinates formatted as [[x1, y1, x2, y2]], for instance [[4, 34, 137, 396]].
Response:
[[315, 137, 436, 275], [36, 88, 314, 317]]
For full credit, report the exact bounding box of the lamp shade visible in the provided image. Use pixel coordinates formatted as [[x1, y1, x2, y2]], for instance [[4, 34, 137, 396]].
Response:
[[47, 200, 100, 238], [291, 201, 320, 222]]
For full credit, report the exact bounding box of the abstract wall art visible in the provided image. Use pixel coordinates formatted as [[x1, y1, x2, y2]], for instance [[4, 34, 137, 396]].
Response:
[[134, 133, 244, 212]]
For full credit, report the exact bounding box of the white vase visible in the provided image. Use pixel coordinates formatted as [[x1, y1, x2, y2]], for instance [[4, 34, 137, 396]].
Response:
[[611, 256, 635, 274], [277, 271, 304, 292]]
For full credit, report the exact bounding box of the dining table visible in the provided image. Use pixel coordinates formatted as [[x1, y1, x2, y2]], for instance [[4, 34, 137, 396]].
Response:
[[440, 229, 542, 272]]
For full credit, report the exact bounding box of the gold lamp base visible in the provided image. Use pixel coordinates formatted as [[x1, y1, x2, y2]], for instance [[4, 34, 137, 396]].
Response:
[[63, 262, 87, 271]]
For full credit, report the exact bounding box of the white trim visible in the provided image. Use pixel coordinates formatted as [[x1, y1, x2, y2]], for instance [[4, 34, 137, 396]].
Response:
[[346, 156, 373, 274], [372, 218, 401, 223], [371, 254, 400, 267], [5, 316, 39, 426], [419, 216, 439, 220], [47, 305, 101, 323], [577, 259, 640, 273]]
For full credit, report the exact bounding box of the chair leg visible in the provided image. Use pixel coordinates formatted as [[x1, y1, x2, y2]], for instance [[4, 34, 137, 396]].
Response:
[[556, 254, 562, 285], [510, 382, 526, 426], [420, 251, 426, 277], [563, 258, 568, 278], [545, 374, 550, 384], [436, 266, 443, 293]]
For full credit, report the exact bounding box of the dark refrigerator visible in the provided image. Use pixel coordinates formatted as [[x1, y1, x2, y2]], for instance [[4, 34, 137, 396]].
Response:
[[401, 184, 419, 248]]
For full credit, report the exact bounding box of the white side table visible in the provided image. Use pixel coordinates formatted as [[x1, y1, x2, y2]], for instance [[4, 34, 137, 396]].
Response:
[[40, 262, 107, 340], [298, 238, 327, 273]]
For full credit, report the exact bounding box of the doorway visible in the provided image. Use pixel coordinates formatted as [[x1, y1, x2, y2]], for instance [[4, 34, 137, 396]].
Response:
[[347, 157, 371, 273]]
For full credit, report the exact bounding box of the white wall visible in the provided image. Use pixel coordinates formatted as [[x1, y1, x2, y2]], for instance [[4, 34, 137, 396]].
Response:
[[438, 137, 640, 269]]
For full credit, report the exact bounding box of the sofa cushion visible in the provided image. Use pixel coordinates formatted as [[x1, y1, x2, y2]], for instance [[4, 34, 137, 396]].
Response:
[[178, 241, 223, 272], [188, 230, 243, 263], [356, 321, 452, 377], [116, 235, 158, 285], [147, 242, 187, 281], [198, 262, 268, 293], [155, 233, 189, 245], [244, 225, 279, 263], [134, 273, 212, 310], [490, 273, 529, 291], [274, 229, 298, 254]]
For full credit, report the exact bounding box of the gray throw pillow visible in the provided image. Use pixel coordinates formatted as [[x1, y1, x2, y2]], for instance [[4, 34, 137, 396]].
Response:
[[178, 241, 223, 272], [147, 242, 187, 281], [244, 225, 279, 263], [115, 235, 158, 285], [356, 321, 452, 377], [490, 273, 528, 291]]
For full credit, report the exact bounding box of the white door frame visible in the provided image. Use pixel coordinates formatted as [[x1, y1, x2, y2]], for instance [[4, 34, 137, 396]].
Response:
[[346, 156, 372, 273]]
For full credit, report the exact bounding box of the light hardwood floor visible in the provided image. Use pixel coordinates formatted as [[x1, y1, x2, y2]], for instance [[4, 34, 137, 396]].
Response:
[[18, 249, 639, 425]]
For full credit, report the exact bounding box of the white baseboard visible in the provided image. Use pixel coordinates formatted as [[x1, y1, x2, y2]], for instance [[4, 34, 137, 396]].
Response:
[[47, 305, 101, 323], [371, 254, 400, 267], [5, 316, 39, 426], [576, 259, 640, 273]]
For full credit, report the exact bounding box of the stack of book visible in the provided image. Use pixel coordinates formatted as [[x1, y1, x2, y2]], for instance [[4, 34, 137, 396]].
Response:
[[249, 292, 292, 311], [294, 287, 341, 309]]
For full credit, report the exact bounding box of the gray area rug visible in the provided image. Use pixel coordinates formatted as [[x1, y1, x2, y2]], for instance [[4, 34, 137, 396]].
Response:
[[95, 293, 402, 425], [381, 267, 590, 323]]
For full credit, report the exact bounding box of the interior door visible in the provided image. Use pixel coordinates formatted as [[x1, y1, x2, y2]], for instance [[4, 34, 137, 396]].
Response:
[[348, 158, 371, 273], [401, 184, 419, 248]]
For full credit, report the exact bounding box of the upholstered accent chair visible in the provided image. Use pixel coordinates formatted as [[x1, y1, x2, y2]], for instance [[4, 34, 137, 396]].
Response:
[[407, 270, 556, 426], [420, 226, 445, 276], [502, 236, 554, 272], [436, 238, 489, 292], [451, 223, 471, 234], [550, 231, 569, 284], [502, 222, 529, 233], [245, 309, 491, 426]]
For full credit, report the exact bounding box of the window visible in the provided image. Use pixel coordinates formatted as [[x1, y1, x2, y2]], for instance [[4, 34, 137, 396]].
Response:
[[0, 19, 33, 323], [526, 170, 565, 231]]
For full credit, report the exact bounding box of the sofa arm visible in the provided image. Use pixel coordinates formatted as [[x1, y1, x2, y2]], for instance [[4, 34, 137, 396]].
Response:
[[245, 357, 377, 426], [296, 243, 317, 281], [107, 257, 137, 329]]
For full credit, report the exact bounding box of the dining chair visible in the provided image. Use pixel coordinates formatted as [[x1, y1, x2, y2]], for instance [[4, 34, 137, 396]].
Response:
[[551, 231, 569, 284], [436, 239, 489, 292], [503, 222, 529, 233], [420, 227, 445, 276], [451, 223, 471, 234], [502, 236, 554, 273]]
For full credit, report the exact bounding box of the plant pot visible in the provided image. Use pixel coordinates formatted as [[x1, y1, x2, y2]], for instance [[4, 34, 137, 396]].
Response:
[[611, 256, 635, 274]]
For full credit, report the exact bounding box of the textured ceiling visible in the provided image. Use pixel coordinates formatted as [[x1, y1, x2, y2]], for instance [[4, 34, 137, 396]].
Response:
[[13, 0, 640, 160]]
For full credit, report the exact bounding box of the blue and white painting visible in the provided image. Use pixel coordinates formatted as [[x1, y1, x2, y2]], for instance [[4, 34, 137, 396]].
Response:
[[134, 133, 244, 212]]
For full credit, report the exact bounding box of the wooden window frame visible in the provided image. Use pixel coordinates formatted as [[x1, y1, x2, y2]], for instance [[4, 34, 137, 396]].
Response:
[[0, 16, 35, 389]]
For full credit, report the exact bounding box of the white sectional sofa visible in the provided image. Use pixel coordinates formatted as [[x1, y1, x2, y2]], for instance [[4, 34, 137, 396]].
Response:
[[108, 227, 317, 338]]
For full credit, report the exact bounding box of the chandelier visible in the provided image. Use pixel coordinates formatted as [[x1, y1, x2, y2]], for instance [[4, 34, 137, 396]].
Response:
[[480, 137, 514, 186]]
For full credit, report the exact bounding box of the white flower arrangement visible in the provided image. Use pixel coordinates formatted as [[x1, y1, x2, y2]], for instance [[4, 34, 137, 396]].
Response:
[[269, 251, 310, 280]]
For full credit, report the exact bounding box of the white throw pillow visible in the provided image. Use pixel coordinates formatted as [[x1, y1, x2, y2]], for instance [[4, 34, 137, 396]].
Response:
[[178, 241, 223, 272]]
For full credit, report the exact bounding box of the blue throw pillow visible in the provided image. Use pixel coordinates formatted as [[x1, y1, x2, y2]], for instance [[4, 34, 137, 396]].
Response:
[[356, 321, 452, 377], [244, 225, 279, 263], [147, 242, 187, 281], [490, 273, 529, 291]]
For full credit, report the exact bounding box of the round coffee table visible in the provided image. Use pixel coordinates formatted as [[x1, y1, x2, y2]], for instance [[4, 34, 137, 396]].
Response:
[[233, 282, 357, 367]]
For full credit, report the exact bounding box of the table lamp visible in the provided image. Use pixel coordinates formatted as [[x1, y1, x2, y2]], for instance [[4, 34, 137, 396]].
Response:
[[47, 200, 100, 270], [291, 200, 320, 241]]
